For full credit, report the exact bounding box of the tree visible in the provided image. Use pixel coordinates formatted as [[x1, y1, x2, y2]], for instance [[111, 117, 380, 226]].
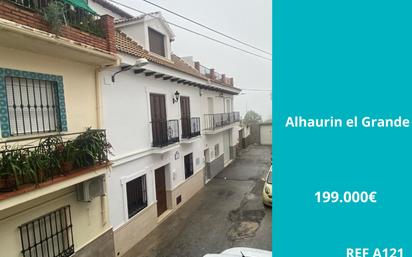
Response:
[[243, 110, 262, 124]]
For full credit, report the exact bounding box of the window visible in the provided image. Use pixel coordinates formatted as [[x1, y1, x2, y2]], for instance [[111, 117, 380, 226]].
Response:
[[215, 144, 220, 157], [184, 153, 194, 179], [5, 76, 60, 136], [19, 206, 74, 257], [126, 175, 148, 218], [148, 27, 166, 57]]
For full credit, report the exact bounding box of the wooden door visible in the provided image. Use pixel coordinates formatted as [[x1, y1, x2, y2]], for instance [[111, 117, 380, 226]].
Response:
[[180, 96, 191, 138], [155, 166, 167, 216], [150, 94, 167, 146]]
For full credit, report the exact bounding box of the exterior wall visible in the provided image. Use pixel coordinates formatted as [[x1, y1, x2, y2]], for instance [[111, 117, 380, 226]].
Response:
[[74, 229, 115, 257], [119, 18, 173, 60], [0, 46, 99, 137], [0, 183, 112, 257], [0, 1, 116, 53], [88, 0, 123, 19], [260, 123, 272, 145], [113, 203, 157, 257], [166, 168, 204, 210], [207, 154, 225, 178], [248, 123, 272, 145]]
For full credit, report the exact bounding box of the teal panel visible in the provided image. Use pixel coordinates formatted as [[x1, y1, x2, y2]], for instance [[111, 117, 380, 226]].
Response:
[[0, 68, 68, 137]]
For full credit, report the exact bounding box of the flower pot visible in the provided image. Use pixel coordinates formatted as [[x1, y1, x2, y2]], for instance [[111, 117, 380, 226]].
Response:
[[0, 176, 16, 192], [62, 161, 74, 174], [37, 169, 46, 183]]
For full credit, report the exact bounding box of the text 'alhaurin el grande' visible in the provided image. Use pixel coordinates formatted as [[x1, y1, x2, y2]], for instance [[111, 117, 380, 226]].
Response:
[[285, 116, 410, 128]]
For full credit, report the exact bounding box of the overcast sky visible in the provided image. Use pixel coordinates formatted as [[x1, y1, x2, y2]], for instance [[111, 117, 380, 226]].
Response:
[[114, 0, 272, 120]]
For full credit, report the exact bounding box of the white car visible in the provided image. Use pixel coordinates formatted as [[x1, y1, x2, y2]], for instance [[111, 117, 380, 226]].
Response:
[[204, 247, 272, 257]]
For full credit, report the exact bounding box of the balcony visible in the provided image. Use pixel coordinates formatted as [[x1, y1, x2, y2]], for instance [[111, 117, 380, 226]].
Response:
[[151, 119, 180, 147], [0, 0, 116, 55], [181, 117, 201, 139], [195, 63, 234, 87], [204, 112, 240, 132], [0, 129, 111, 202]]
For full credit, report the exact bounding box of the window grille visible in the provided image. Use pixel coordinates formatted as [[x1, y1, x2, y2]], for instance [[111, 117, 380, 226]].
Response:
[[127, 175, 148, 218], [19, 206, 74, 257], [5, 76, 60, 136], [184, 153, 194, 179]]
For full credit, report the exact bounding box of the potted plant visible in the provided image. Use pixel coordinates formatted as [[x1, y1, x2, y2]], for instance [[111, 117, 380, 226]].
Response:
[[0, 149, 24, 191], [72, 129, 112, 169], [38, 135, 63, 177], [60, 141, 77, 174], [27, 149, 48, 184], [42, 1, 66, 35]]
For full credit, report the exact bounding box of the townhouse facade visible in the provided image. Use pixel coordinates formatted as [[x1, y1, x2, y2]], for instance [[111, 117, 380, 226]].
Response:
[[92, 2, 241, 256], [0, 1, 118, 257]]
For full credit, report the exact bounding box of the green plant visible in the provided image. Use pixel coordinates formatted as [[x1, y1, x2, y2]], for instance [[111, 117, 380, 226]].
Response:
[[72, 129, 111, 168], [43, 1, 66, 35], [38, 135, 63, 176], [1, 148, 25, 188], [27, 148, 49, 184]]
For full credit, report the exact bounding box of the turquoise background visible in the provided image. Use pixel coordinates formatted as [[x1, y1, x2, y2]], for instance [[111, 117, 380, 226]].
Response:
[[274, 0, 412, 256]]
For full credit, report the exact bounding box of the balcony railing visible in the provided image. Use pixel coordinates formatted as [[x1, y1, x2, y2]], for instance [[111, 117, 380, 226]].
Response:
[[204, 112, 240, 130], [7, 0, 105, 37], [181, 117, 201, 139], [199, 65, 211, 77], [0, 129, 110, 192], [151, 120, 180, 147]]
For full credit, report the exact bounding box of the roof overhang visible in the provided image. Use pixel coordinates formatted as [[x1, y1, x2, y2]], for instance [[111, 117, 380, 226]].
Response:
[[118, 52, 241, 95]]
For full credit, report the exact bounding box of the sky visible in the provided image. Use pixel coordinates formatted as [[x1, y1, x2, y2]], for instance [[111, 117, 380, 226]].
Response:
[[112, 0, 272, 120]]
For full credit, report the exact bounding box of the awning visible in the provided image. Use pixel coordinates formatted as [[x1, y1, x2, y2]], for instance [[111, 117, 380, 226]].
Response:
[[63, 0, 98, 15]]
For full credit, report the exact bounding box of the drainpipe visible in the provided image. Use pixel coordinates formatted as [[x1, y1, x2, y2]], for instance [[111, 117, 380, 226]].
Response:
[[95, 59, 120, 226]]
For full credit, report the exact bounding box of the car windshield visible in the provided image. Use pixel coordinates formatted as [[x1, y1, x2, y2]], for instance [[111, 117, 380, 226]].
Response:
[[267, 172, 272, 184]]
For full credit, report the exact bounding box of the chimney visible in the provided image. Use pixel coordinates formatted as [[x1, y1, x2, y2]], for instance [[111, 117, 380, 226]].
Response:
[[210, 69, 215, 79], [194, 61, 200, 71]]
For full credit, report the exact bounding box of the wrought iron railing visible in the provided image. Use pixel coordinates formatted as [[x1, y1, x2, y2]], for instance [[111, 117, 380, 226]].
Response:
[[7, 0, 104, 37], [199, 65, 211, 76], [0, 129, 110, 192], [204, 112, 240, 130], [181, 117, 201, 139], [151, 119, 180, 147]]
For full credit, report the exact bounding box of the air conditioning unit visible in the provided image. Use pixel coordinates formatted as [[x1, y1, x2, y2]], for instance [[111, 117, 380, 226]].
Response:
[[77, 176, 105, 202]]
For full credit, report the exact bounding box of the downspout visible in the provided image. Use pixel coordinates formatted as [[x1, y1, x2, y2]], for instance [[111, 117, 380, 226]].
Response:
[[95, 58, 120, 226]]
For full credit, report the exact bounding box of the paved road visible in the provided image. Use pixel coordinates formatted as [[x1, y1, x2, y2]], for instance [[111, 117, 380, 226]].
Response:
[[124, 145, 272, 257]]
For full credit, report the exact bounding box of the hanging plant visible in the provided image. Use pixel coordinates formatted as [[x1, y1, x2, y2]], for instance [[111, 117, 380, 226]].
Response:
[[42, 1, 67, 35]]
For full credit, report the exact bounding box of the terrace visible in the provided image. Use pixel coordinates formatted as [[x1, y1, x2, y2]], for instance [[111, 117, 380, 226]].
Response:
[[0, 129, 111, 204], [195, 62, 234, 87], [0, 0, 116, 54]]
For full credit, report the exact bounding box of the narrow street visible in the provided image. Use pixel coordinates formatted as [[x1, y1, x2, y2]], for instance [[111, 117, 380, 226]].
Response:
[[124, 145, 272, 257]]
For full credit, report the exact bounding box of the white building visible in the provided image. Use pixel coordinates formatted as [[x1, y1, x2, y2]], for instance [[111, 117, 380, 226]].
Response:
[[91, 1, 241, 255]]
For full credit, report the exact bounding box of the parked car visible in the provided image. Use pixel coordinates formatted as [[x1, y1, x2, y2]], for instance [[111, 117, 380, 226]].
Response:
[[204, 247, 272, 257], [262, 166, 272, 207]]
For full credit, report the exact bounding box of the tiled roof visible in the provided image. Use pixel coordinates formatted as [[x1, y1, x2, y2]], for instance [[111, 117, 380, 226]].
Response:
[[115, 30, 207, 80]]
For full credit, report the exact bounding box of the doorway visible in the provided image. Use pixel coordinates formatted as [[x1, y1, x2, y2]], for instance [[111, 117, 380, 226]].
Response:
[[155, 166, 167, 217]]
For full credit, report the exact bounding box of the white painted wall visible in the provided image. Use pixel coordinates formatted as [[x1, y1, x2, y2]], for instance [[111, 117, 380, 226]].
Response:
[[88, 0, 123, 20], [260, 123, 272, 145], [118, 17, 173, 60]]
